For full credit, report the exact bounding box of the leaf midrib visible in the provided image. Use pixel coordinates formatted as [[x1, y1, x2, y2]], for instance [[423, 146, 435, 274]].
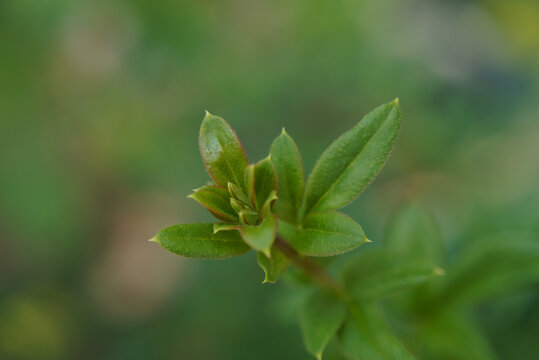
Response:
[[303, 227, 363, 239]]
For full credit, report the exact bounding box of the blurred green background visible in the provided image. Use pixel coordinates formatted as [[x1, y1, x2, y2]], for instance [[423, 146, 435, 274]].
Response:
[[1, 0, 538, 359]]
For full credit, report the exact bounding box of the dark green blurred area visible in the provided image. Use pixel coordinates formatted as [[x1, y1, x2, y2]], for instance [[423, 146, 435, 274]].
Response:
[[1, 0, 538, 359]]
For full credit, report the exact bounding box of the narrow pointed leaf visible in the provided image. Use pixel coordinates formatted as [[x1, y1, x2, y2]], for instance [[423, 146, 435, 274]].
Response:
[[257, 247, 289, 283], [230, 198, 249, 214], [440, 233, 539, 306], [239, 214, 277, 256], [270, 129, 305, 223], [199, 112, 248, 189], [290, 212, 367, 256], [188, 185, 238, 222], [304, 100, 401, 215], [343, 250, 443, 302], [253, 156, 278, 212], [301, 289, 347, 360], [385, 203, 444, 265], [228, 182, 252, 207], [151, 223, 249, 258], [338, 303, 416, 360]]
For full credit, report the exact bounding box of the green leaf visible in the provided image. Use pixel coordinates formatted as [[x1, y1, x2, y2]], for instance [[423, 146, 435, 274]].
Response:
[[304, 100, 401, 215], [343, 250, 443, 302], [238, 209, 259, 226], [259, 190, 277, 219], [257, 247, 289, 283], [253, 156, 278, 212], [239, 214, 277, 257], [300, 289, 347, 360], [199, 112, 248, 189], [270, 129, 305, 223], [419, 311, 496, 360], [228, 182, 252, 207], [440, 233, 539, 306], [290, 212, 368, 256], [385, 203, 444, 265], [338, 303, 415, 360], [150, 223, 249, 259], [188, 185, 238, 223], [277, 219, 299, 241], [244, 164, 255, 204]]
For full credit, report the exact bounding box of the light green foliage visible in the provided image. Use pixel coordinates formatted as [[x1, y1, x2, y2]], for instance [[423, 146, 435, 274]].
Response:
[[304, 99, 401, 215], [151, 223, 249, 258], [199, 112, 248, 190], [270, 129, 305, 223], [257, 247, 289, 283], [338, 304, 416, 360], [291, 212, 367, 256], [300, 290, 347, 360]]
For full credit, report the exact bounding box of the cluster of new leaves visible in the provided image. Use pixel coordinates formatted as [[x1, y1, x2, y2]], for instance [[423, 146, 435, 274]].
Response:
[[151, 99, 401, 280]]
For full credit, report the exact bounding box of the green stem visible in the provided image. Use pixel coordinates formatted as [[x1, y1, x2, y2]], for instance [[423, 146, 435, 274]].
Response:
[[274, 236, 344, 296]]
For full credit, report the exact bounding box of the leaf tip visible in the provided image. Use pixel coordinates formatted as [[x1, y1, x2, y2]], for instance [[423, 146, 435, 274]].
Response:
[[392, 97, 399, 105], [365, 238, 373, 243], [281, 127, 287, 135], [148, 236, 160, 244], [433, 267, 446, 276]]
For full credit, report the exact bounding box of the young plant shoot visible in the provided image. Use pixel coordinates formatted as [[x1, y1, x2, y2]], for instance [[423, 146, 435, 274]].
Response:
[[150, 99, 444, 359]]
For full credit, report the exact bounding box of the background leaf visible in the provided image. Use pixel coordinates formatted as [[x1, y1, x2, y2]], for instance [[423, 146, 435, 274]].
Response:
[[257, 247, 289, 284], [151, 223, 249, 259], [290, 212, 367, 256], [300, 289, 347, 360], [343, 250, 443, 302], [418, 311, 497, 360], [199, 112, 248, 190], [439, 233, 539, 307], [270, 129, 305, 224], [304, 100, 401, 215], [239, 214, 277, 257], [385, 203, 444, 266], [338, 303, 415, 360], [188, 185, 238, 222]]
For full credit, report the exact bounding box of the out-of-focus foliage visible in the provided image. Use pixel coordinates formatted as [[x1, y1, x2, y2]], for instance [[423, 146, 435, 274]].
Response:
[[0, 0, 537, 359]]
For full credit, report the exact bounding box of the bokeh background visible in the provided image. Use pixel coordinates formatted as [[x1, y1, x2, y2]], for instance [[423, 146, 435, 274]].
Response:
[[1, 0, 538, 359]]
